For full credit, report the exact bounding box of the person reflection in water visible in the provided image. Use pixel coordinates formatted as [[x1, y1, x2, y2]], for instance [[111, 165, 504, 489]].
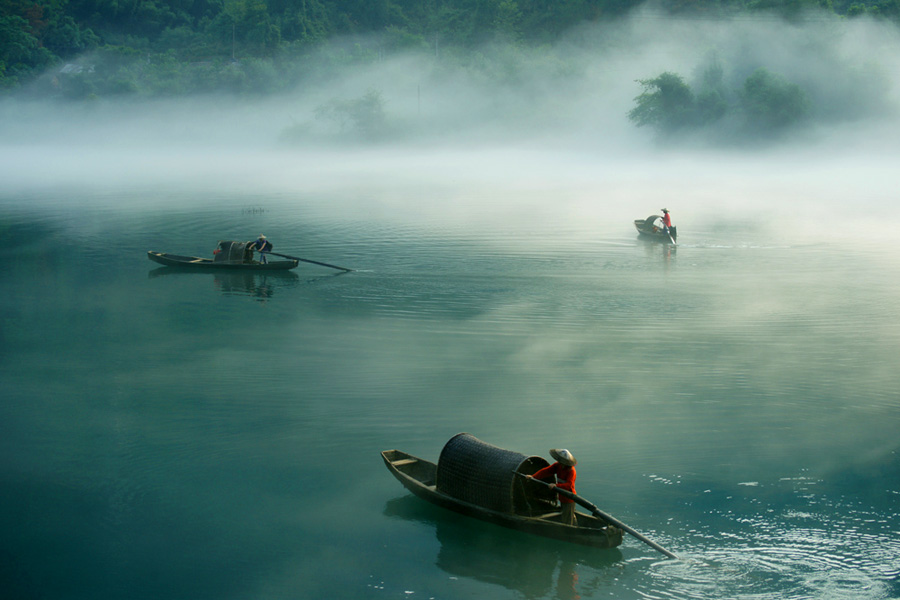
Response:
[[557, 560, 580, 600], [248, 234, 272, 264], [528, 448, 578, 526]]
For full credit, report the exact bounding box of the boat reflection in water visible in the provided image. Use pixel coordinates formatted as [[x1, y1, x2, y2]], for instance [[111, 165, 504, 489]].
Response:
[[148, 267, 306, 301], [212, 271, 298, 300], [384, 495, 622, 600], [640, 237, 676, 266]]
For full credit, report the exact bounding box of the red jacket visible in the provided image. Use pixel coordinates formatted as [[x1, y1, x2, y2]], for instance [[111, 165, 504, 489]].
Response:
[[662, 213, 672, 228], [532, 462, 576, 504]]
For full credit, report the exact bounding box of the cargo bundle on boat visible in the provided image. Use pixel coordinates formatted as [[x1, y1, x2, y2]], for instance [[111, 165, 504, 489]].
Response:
[[382, 433, 623, 548]]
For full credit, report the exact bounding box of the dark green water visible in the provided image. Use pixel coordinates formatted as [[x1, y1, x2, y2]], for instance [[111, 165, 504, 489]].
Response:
[[1, 183, 898, 600]]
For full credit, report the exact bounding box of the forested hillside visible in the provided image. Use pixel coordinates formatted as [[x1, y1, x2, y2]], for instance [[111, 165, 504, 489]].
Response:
[[2, 0, 898, 97]]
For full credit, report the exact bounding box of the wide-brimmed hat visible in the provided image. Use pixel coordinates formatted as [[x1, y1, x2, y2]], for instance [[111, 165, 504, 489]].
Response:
[[549, 448, 577, 466], [661, 208, 669, 213], [258, 234, 267, 239]]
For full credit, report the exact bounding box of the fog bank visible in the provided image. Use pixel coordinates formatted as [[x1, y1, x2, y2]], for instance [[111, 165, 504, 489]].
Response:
[[1, 12, 899, 237]]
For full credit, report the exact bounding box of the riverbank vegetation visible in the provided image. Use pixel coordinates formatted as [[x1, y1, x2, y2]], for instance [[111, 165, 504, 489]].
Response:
[[2, 0, 898, 144], [3, 0, 897, 94]]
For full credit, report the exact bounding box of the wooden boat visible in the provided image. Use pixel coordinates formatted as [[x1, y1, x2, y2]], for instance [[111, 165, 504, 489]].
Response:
[[382, 433, 623, 548], [147, 241, 299, 271], [147, 251, 299, 270], [634, 215, 677, 243]]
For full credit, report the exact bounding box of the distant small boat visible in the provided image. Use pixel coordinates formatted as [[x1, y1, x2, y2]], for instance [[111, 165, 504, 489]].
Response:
[[147, 241, 299, 271], [382, 433, 624, 548], [634, 215, 677, 243]]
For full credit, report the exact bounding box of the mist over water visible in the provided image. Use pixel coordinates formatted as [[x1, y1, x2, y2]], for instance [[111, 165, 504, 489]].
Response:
[[1, 12, 898, 261], [2, 11, 899, 600], [2, 11, 900, 196]]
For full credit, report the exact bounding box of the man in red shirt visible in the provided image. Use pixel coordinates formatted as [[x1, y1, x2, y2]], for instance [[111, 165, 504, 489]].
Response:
[[661, 208, 672, 232], [529, 448, 578, 526]]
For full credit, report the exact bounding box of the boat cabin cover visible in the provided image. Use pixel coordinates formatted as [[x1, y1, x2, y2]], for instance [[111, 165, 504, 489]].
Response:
[[436, 433, 558, 515], [213, 241, 253, 264]]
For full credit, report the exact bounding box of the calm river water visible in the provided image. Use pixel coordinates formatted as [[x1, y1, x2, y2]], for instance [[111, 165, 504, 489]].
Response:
[[1, 153, 899, 600]]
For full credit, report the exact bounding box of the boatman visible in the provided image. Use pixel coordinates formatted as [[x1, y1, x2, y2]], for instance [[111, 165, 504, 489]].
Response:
[[661, 208, 672, 236], [248, 234, 273, 264], [528, 448, 578, 526]]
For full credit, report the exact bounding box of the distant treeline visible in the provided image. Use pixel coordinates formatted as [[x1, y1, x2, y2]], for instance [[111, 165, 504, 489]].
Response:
[[2, 0, 898, 96]]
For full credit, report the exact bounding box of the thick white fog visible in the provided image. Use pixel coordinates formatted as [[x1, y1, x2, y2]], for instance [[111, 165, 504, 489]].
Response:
[[1, 11, 899, 239]]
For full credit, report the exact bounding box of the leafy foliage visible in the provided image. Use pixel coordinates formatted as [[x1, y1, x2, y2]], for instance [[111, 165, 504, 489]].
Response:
[[628, 72, 696, 134], [0, 0, 895, 155], [627, 63, 812, 142], [3, 0, 897, 92], [739, 67, 810, 131], [313, 89, 388, 140]]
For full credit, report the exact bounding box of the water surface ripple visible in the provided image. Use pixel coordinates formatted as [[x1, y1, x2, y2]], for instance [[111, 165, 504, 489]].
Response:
[[1, 191, 898, 600]]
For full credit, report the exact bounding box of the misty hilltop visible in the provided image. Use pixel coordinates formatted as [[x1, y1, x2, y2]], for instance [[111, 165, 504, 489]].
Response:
[[2, 0, 900, 149], [3, 0, 899, 94]]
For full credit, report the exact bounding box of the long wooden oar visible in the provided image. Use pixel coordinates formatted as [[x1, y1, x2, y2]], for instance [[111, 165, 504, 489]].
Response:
[[519, 473, 679, 559], [268, 251, 353, 272]]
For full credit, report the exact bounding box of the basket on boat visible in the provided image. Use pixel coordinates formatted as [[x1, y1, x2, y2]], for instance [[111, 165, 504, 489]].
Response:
[[213, 241, 252, 264], [436, 433, 554, 515]]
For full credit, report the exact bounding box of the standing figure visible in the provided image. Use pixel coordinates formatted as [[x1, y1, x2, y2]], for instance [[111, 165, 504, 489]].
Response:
[[529, 448, 578, 526], [248, 234, 272, 264], [661, 209, 672, 236]]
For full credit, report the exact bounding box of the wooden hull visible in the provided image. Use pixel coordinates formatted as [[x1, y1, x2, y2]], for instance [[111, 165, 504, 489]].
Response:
[[382, 449, 623, 548], [147, 251, 299, 270], [634, 217, 676, 243]]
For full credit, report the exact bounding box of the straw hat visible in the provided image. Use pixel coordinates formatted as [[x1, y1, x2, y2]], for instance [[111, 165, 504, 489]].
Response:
[[549, 448, 577, 466], [661, 208, 669, 213], [258, 234, 267, 240]]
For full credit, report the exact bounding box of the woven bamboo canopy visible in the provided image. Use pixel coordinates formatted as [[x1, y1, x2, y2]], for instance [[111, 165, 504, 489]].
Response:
[[436, 433, 553, 515]]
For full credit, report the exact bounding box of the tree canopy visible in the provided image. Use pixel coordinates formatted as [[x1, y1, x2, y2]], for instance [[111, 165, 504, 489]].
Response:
[[627, 66, 812, 142], [2, 0, 898, 92]]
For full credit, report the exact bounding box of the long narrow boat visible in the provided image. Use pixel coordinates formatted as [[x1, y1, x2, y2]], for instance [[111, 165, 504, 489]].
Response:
[[382, 434, 623, 548], [147, 251, 299, 270], [147, 241, 299, 271], [634, 215, 677, 243]]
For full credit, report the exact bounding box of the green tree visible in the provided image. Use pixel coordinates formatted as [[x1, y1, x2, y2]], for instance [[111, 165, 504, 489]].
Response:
[[0, 14, 54, 85], [494, 0, 522, 40], [131, 0, 182, 36], [315, 89, 387, 140], [43, 14, 100, 56], [277, 0, 331, 44], [382, 25, 428, 52], [739, 68, 809, 132], [242, 0, 281, 52], [694, 61, 729, 125], [748, 0, 833, 19], [627, 71, 696, 135], [215, 0, 281, 55]]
